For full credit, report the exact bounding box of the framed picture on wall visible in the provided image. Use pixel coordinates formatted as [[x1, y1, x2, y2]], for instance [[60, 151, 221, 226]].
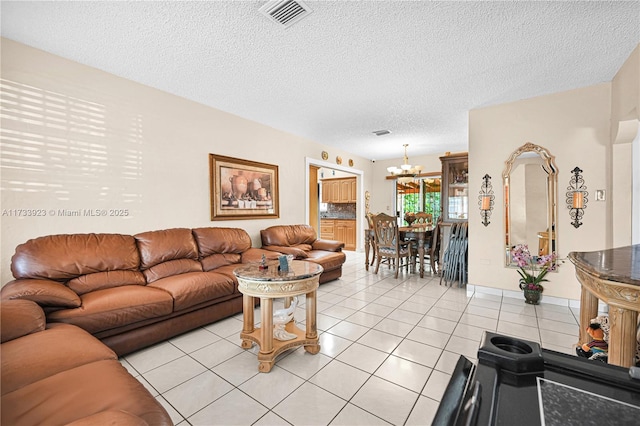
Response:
[[209, 153, 280, 220]]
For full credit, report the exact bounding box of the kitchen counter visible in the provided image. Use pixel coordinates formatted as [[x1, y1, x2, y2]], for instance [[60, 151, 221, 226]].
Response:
[[320, 217, 356, 220]]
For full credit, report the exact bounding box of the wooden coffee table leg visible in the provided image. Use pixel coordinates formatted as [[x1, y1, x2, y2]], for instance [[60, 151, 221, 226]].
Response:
[[304, 290, 320, 354], [260, 297, 274, 354], [257, 297, 276, 372], [241, 294, 254, 349]]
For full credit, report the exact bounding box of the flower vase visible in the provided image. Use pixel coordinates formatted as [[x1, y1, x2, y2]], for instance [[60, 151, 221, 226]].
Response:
[[523, 289, 541, 305]]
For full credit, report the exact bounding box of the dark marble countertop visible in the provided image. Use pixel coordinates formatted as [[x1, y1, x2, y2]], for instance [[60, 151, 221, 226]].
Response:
[[568, 244, 640, 286]]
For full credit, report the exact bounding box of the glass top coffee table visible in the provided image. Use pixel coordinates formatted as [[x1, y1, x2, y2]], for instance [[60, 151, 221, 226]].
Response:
[[234, 260, 323, 373]]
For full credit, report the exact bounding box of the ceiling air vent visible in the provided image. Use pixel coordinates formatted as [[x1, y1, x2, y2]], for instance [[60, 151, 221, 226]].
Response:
[[259, 0, 313, 29]]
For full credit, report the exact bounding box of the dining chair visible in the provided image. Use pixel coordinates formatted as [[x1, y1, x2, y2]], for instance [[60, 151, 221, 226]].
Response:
[[413, 212, 433, 226], [429, 218, 442, 275], [373, 213, 414, 278], [409, 212, 435, 274]]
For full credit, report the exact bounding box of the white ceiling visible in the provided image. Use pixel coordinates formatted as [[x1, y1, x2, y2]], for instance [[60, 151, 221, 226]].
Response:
[[2, 1, 639, 161]]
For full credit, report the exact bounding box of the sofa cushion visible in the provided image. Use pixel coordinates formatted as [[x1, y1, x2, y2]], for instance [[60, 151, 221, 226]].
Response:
[[47, 286, 173, 334], [211, 263, 245, 284], [11, 233, 140, 281], [143, 258, 203, 283], [0, 279, 81, 308], [193, 227, 251, 271], [261, 245, 309, 259], [193, 227, 252, 256], [201, 253, 242, 271], [0, 359, 171, 426], [260, 224, 318, 246], [1, 323, 116, 395], [305, 250, 347, 271], [148, 271, 236, 311], [0, 299, 45, 343], [135, 228, 199, 270], [68, 270, 147, 295]]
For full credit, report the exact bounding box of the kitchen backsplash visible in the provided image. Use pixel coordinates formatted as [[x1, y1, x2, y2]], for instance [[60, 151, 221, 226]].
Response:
[[320, 203, 357, 219]]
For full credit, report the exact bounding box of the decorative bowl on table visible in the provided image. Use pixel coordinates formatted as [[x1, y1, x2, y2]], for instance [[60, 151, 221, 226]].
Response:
[[404, 212, 416, 226]]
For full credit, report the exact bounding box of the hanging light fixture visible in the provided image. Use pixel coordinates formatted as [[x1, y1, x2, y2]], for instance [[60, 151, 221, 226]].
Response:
[[387, 144, 423, 183]]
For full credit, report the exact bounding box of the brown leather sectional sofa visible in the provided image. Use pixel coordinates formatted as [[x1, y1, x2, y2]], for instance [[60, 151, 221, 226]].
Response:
[[1, 225, 346, 356], [1, 225, 347, 426], [1, 299, 172, 425]]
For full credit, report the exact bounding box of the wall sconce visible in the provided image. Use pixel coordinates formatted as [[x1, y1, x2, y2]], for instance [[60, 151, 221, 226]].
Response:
[[478, 174, 494, 227], [566, 166, 588, 228]]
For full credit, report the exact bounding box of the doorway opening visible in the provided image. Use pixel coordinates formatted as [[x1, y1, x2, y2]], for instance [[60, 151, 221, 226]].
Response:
[[305, 158, 364, 251]]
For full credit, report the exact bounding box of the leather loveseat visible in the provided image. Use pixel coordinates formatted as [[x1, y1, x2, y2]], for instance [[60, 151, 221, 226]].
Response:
[[1, 227, 276, 356], [1, 299, 172, 425], [260, 224, 347, 283]]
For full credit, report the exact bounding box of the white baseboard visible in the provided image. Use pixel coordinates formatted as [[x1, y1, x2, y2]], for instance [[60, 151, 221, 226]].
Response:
[[472, 284, 581, 307]]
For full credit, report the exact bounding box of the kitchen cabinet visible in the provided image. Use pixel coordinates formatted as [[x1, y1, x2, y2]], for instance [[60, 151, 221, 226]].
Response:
[[350, 179, 357, 202], [321, 181, 337, 203], [320, 218, 356, 250], [320, 219, 334, 240], [440, 153, 469, 222], [336, 219, 356, 250], [321, 177, 356, 203]]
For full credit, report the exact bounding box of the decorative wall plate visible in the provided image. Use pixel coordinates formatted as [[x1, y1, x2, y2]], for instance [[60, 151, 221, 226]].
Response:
[[336, 156, 342, 165], [348, 159, 354, 167], [321, 151, 328, 160]]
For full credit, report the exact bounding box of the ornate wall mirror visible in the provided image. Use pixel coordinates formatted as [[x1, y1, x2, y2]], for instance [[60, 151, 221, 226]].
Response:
[[503, 142, 558, 268]]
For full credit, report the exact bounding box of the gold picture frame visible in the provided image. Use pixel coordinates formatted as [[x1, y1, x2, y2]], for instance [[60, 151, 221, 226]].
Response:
[[209, 154, 279, 220]]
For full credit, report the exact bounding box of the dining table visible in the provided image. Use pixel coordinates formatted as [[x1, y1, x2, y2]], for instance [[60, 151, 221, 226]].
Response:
[[364, 225, 434, 278]]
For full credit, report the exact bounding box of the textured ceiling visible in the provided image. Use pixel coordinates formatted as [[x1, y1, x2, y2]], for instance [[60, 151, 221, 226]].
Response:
[[2, 1, 639, 161]]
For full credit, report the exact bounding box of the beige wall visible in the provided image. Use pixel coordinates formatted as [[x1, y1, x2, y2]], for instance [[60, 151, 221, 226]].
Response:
[[469, 83, 613, 300], [611, 45, 640, 246], [469, 41, 639, 301], [0, 38, 373, 284]]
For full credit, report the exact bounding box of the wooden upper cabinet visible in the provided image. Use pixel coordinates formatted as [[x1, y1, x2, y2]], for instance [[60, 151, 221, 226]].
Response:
[[322, 177, 356, 203], [339, 180, 350, 202], [349, 179, 357, 202]]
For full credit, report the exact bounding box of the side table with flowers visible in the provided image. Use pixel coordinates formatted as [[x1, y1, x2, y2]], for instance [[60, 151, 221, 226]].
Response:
[[511, 244, 559, 305]]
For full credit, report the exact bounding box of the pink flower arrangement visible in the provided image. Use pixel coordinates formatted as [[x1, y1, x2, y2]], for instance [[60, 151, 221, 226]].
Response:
[[512, 244, 558, 292]]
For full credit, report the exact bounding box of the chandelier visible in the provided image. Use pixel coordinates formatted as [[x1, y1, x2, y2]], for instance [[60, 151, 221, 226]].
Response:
[[387, 144, 423, 183]]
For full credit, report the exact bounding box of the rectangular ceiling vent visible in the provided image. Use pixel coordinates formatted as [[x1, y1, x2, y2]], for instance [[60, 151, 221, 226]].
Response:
[[259, 0, 313, 29]]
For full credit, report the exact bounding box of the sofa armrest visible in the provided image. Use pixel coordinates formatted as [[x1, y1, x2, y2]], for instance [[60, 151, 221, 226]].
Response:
[[261, 245, 309, 259], [1, 299, 46, 343], [312, 239, 345, 252], [1, 278, 81, 308], [241, 248, 282, 264]]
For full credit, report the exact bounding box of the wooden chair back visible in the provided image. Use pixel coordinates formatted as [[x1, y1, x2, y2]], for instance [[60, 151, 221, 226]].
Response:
[[413, 212, 433, 225], [372, 213, 413, 278], [372, 213, 400, 252]]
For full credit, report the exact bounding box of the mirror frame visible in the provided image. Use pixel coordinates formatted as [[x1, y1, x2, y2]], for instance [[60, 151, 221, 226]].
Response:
[[502, 142, 558, 268]]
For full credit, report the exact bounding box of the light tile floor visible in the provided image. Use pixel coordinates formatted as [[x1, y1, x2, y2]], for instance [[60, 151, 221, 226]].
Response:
[[120, 251, 582, 426]]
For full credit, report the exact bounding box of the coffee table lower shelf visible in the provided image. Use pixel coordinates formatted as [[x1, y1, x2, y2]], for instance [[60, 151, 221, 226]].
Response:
[[241, 321, 320, 373]]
